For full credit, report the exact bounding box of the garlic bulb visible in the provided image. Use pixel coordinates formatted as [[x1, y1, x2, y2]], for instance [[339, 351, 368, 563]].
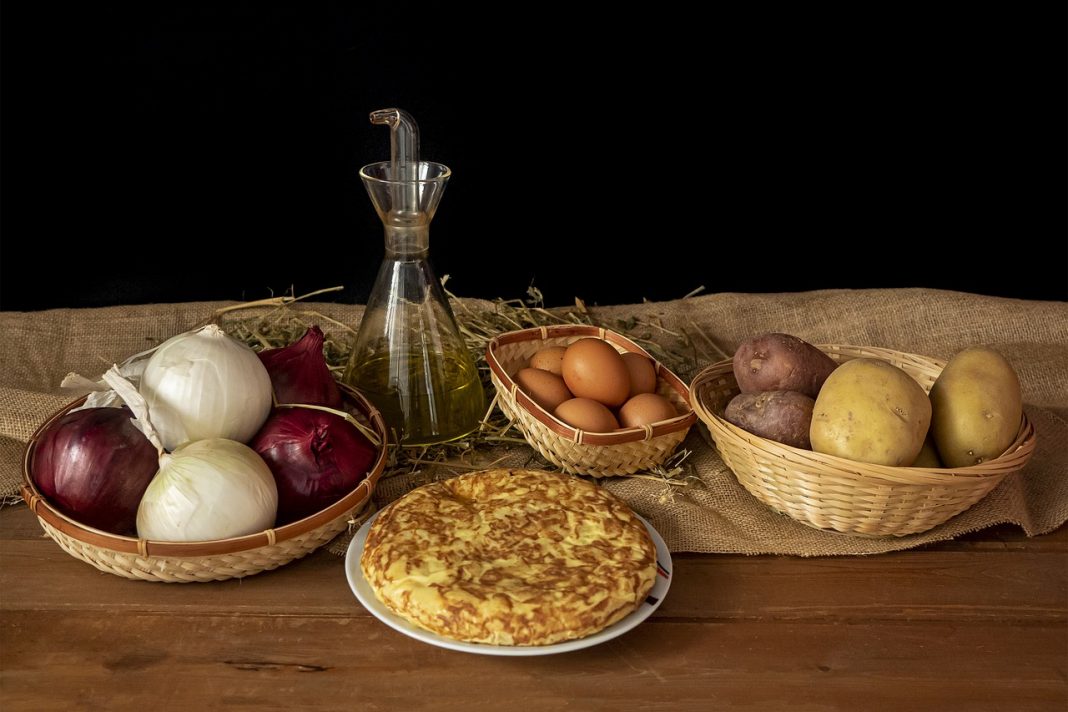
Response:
[[136, 438, 278, 541], [140, 324, 272, 451]]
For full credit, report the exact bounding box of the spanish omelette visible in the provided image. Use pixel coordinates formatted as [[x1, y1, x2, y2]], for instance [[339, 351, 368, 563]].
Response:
[[360, 469, 657, 646]]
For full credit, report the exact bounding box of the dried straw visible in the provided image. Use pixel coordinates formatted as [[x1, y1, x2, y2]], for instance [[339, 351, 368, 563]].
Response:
[[210, 283, 702, 488]]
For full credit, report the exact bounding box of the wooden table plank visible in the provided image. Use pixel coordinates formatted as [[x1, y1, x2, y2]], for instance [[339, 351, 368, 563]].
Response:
[[3, 536, 1065, 625], [3, 504, 1066, 624], [2, 505, 1065, 711], [2, 612, 1065, 712]]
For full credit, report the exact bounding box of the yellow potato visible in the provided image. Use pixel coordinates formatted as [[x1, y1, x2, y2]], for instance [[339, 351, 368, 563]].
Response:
[[810, 358, 931, 466], [910, 434, 943, 468], [929, 347, 1022, 467]]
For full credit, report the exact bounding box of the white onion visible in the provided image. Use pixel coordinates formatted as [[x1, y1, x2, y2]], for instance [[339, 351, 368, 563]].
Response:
[[140, 324, 272, 451], [136, 438, 278, 541]]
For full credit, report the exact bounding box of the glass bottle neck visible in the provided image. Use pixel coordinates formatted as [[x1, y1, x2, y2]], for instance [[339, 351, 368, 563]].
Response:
[[384, 225, 430, 260]]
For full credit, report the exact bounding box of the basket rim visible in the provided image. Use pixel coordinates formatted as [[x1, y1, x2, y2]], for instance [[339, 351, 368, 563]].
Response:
[[486, 324, 697, 446], [20, 383, 389, 558], [689, 344, 1037, 484]]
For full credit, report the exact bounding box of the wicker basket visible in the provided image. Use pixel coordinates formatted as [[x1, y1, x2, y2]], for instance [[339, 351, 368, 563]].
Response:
[[690, 344, 1036, 537], [20, 384, 388, 582], [486, 325, 697, 477]]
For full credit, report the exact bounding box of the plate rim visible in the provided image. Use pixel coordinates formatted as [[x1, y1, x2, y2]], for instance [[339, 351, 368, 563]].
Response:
[[344, 508, 672, 656]]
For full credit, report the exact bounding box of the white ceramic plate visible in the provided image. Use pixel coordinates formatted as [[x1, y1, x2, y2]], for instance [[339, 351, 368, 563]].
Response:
[[345, 510, 672, 656]]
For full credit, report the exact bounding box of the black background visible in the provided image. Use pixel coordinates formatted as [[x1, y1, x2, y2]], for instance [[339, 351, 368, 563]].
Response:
[[1, 3, 1065, 311]]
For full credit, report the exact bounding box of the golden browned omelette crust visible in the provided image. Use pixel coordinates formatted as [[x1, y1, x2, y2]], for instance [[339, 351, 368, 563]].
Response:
[[360, 469, 657, 646]]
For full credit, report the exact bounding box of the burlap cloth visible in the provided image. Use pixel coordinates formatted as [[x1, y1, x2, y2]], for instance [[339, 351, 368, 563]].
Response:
[[2, 289, 1065, 556]]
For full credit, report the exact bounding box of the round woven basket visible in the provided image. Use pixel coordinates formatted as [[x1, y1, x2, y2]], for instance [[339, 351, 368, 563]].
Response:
[[486, 325, 697, 477], [20, 384, 388, 582], [690, 344, 1036, 537]]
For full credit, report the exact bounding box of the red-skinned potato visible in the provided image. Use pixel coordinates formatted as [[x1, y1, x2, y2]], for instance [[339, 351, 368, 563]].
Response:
[[724, 390, 814, 449], [732, 333, 837, 398]]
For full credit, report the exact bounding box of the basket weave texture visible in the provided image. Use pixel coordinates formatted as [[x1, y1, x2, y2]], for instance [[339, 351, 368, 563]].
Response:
[[486, 325, 696, 477], [20, 385, 387, 582], [690, 344, 1036, 537]]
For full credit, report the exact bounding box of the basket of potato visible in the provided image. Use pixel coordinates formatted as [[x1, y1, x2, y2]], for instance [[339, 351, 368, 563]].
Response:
[[690, 335, 1036, 537], [486, 325, 697, 477]]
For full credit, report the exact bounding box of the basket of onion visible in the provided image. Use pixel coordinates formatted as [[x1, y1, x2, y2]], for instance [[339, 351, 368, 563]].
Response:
[[20, 324, 387, 582]]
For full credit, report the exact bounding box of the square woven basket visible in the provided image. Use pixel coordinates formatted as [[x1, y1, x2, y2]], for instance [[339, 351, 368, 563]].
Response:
[[20, 384, 387, 582], [689, 344, 1036, 537], [486, 325, 696, 477]]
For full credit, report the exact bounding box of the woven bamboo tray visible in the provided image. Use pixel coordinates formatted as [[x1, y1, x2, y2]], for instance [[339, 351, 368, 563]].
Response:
[[20, 384, 388, 582], [690, 344, 1036, 537], [486, 325, 696, 477]]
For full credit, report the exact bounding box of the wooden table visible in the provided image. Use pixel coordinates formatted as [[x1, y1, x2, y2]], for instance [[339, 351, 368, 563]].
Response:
[[1, 504, 1065, 711]]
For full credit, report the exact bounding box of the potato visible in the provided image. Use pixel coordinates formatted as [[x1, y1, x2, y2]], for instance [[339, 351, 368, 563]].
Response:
[[929, 347, 1022, 467], [724, 390, 814, 449], [733, 333, 838, 398], [910, 434, 943, 468], [810, 358, 931, 466]]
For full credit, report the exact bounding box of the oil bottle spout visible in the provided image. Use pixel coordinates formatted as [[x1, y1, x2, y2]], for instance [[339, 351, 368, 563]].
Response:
[[369, 108, 420, 186]]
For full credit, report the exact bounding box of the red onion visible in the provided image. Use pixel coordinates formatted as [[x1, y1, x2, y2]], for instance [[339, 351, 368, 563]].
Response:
[[257, 326, 342, 408], [250, 407, 376, 526], [32, 407, 159, 536]]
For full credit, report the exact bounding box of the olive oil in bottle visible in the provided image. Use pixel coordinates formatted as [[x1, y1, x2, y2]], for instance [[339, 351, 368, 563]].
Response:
[[346, 350, 484, 446], [343, 108, 485, 444]]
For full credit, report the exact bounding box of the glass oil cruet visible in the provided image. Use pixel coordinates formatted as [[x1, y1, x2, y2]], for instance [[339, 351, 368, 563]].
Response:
[[343, 108, 485, 445]]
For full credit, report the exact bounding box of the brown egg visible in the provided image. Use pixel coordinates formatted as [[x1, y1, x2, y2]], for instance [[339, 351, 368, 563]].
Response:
[[514, 368, 572, 413], [619, 393, 678, 428], [528, 346, 567, 376], [621, 352, 657, 397], [554, 398, 620, 432], [561, 339, 630, 407]]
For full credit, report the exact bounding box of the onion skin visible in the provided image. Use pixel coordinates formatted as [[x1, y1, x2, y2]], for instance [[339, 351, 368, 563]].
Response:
[[140, 324, 273, 451], [135, 438, 278, 542], [251, 408, 376, 526], [257, 326, 343, 409], [31, 407, 159, 536]]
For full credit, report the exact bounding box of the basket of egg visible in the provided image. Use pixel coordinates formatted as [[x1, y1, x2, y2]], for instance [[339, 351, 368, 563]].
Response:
[[486, 325, 697, 477]]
